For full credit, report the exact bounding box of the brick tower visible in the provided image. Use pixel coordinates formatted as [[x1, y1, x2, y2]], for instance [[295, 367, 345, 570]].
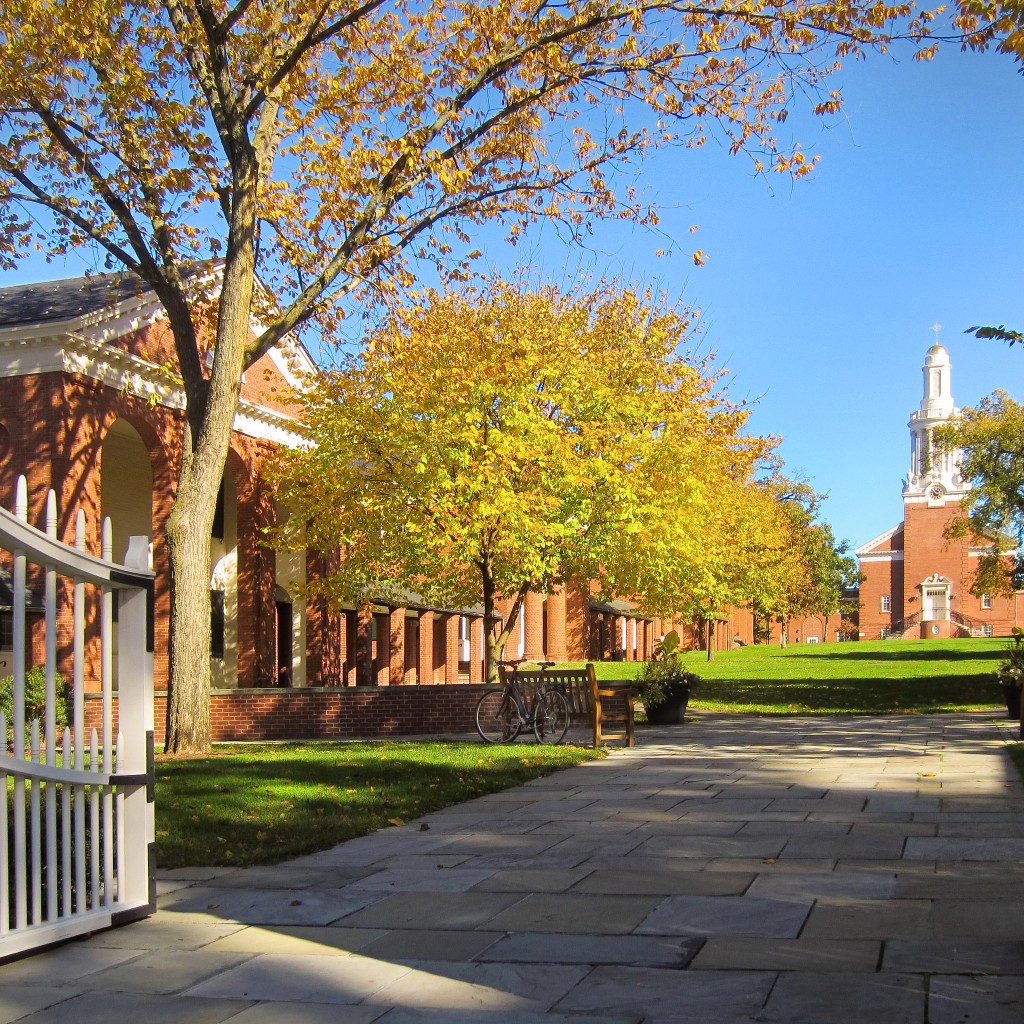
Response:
[[857, 340, 1022, 639]]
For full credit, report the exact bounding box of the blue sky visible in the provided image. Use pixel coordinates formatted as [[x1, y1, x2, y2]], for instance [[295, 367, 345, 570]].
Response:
[[481, 44, 1024, 551], [7, 38, 1022, 551]]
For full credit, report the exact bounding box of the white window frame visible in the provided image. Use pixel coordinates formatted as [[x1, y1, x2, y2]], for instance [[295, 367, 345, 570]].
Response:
[[881, 595, 891, 614], [981, 594, 992, 610]]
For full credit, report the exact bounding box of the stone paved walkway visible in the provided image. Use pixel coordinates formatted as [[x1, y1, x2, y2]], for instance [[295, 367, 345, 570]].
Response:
[[2, 712, 1023, 1023]]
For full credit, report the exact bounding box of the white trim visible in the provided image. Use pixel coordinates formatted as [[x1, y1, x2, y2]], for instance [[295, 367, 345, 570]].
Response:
[[858, 551, 905, 564], [0, 331, 307, 449], [855, 524, 902, 556]]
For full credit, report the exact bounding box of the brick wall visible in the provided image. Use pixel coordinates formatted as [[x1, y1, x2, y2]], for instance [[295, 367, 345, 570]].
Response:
[[84, 685, 490, 746]]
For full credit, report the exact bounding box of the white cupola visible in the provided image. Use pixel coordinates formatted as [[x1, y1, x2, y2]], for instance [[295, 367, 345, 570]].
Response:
[[904, 337, 966, 502]]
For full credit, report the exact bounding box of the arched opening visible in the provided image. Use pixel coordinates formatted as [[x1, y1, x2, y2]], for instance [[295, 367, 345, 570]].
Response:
[[273, 500, 306, 687], [101, 420, 154, 690], [210, 463, 239, 688], [275, 584, 293, 687]]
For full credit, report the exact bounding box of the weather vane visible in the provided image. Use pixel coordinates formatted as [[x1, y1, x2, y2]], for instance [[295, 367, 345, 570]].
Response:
[[930, 322, 942, 341]]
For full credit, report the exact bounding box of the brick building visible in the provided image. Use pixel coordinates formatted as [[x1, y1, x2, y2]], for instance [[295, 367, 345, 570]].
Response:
[[0, 272, 678, 718], [0, 270, 829, 739], [857, 342, 1024, 640]]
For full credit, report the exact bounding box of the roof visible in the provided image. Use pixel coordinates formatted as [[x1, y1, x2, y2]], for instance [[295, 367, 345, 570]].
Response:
[[0, 272, 153, 328]]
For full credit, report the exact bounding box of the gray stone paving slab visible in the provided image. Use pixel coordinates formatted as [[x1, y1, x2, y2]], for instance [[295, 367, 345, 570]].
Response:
[[572, 868, 753, 896], [334, 891, 524, 930], [883, 939, 1024, 974], [633, 834, 789, 858], [928, 974, 1024, 1024], [553, 965, 776, 1022], [78, 949, 254, 994], [905, 836, 1024, 859], [182, 951, 412, 1003], [0, 945, 141, 984], [745, 871, 897, 903], [479, 931, 700, 967], [225, 1003, 387, 1023], [690, 936, 881, 972], [932, 899, 1024, 940], [205, 925, 388, 955], [470, 867, 593, 892], [486, 892, 661, 934], [70, 916, 246, 950], [364, 961, 589, 1012], [0, 986, 79, 1023], [636, 894, 811, 938], [375, 1009, 640, 1024], [779, 833, 908, 859], [14, 992, 253, 1024], [800, 899, 933, 939], [357, 929, 501, 961], [159, 886, 385, 925], [347, 868, 498, 892], [758, 970, 926, 1024], [216, 866, 377, 889]]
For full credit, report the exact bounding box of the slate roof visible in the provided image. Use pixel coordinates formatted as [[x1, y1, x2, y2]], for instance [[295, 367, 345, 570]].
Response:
[[0, 271, 153, 328]]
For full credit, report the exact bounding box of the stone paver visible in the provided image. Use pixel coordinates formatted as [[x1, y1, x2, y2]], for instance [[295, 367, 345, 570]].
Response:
[[2, 712, 1022, 1024]]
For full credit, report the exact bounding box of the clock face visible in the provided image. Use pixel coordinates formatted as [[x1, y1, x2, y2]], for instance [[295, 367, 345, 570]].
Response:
[[928, 485, 944, 500]]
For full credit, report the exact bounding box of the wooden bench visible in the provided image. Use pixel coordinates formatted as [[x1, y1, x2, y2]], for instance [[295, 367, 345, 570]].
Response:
[[501, 663, 635, 748]]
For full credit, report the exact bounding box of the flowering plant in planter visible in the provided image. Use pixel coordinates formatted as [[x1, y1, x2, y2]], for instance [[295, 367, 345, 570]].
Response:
[[996, 646, 1024, 720], [996, 647, 1024, 689], [636, 630, 699, 712]]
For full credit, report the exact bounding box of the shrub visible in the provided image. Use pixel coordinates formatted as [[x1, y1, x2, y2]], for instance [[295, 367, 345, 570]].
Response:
[[0, 666, 70, 734]]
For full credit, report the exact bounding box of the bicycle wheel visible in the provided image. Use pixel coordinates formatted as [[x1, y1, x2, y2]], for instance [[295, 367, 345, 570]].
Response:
[[532, 688, 570, 745], [475, 689, 522, 743]]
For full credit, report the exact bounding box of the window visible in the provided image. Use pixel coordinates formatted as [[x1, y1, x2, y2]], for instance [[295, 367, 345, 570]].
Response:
[[983, 624, 994, 637], [881, 626, 892, 639], [881, 595, 891, 613], [981, 594, 992, 610], [210, 590, 225, 659]]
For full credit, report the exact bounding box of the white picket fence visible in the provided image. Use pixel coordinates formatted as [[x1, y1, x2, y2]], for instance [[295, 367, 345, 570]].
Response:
[[0, 477, 155, 961]]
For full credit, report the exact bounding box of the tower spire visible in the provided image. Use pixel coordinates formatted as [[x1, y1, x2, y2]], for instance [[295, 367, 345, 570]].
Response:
[[905, 336, 963, 500]]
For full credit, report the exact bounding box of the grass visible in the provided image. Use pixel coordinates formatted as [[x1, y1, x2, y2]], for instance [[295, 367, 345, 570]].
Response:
[[154, 740, 601, 868], [577, 638, 1009, 715]]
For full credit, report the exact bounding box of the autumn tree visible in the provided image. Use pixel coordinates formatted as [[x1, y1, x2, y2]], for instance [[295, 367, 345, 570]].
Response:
[[937, 390, 1024, 594], [749, 476, 859, 646], [608, 473, 780, 660], [0, 0, 979, 750], [272, 279, 763, 681]]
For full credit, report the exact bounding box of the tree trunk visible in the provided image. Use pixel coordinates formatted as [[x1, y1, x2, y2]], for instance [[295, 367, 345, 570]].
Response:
[[164, 210, 257, 751], [705, 617, 715, 662], [483, 581, 529, 684]]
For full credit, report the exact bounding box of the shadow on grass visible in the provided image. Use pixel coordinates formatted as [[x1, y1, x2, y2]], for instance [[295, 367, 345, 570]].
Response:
[[777, 648, 1006, 664], [154, 741, 599, 869], [692, 674, 1002, 715]]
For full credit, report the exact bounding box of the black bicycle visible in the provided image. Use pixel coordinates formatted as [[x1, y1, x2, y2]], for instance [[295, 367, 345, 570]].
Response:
[[475, 659, 571, 745]]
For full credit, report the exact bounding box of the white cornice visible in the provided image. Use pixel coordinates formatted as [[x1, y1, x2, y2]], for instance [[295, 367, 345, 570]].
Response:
[[855, 524, 902, 557], [0, 330, 307, 449], [859, 551, 905, 563]]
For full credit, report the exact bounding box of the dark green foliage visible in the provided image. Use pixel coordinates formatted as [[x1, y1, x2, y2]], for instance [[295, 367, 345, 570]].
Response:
[[0, 666, 70, 734]]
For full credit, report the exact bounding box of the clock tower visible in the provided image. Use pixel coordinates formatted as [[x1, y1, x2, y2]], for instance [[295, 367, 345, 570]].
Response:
[[902, 339, 967, 508], [856, 337, 1021, 640]]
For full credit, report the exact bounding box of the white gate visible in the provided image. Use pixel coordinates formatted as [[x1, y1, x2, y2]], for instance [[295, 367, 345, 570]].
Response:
[[1, 477, 154, 961]]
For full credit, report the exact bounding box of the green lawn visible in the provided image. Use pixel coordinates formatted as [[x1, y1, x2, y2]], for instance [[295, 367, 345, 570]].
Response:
[[154, 740, 601, 868], [579, 638, 1009, 714]]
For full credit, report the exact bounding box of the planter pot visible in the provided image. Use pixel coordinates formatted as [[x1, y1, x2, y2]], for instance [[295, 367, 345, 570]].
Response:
[[1003, 684, 1021, 721], [645, 690, 690, 726]]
